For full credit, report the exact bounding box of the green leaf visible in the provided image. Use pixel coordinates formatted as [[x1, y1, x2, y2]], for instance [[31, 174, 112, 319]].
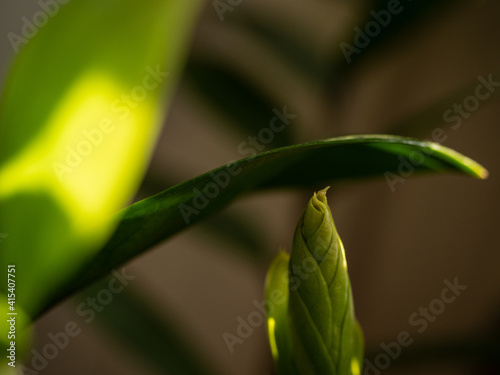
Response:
[[42, 135, 487, 316], [265, 250, 297, 375], [350, 321, 364, 375], [140, 174, 266, 260], [288, 188, 362, 374], [0, 0, 203, 351]]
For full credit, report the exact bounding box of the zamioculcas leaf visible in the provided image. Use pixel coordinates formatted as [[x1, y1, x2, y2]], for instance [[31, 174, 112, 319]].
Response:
[[0, 0, 203, 358], [43, 135, 487, 317], [288, 187, 363, 375]]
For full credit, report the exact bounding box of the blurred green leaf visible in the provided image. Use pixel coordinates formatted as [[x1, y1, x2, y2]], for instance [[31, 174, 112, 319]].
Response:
[[332, 0, 462, 75], [199, 211, 266, 260], [265, 251, 297, 375], [351, 321, 365, 375], [0, 0, 203, 352], [386, 72, 500, 137], [189, 0, 464, 110], [83, 283, 218, 375], [43, 135, 487, 316], [185, 61, 292, 148]]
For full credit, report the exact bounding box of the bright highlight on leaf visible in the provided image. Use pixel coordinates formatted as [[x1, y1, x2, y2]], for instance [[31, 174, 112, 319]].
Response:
[[268, 317, 278, 358], [0, 72, 146, 235], [350, 358, 361, 375], [0, 0, 204, 365]]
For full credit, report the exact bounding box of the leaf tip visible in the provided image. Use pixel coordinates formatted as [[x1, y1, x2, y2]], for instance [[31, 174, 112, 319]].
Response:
[[316, 186, 330, 200], [478, 167, 489, 180]]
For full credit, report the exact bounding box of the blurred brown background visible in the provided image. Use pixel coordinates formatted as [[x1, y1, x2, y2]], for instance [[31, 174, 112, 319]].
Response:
[[1, 1, 499, 374]]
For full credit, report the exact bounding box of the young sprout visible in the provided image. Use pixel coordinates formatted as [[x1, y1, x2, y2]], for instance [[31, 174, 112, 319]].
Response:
[[266, 187, 363, 375]]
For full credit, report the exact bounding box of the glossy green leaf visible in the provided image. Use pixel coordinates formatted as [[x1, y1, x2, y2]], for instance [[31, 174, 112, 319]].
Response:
[[288, 187, 362, 374], [43, 135, 487, 316], [0, 0, 203, 351], [140, 174, 266, 260]]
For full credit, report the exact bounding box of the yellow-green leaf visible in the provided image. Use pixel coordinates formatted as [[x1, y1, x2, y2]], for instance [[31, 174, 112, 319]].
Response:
[[0, 0, 203, 356], [265, 250, 297, 375]]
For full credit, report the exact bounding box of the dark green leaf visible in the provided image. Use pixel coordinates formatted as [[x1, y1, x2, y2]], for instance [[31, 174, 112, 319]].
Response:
[[41, 135, 487, 317]]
